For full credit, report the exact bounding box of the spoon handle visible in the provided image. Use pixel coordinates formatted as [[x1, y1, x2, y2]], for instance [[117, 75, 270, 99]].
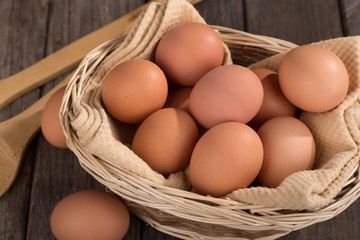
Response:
[[0, 1, 151, 111], [0, 74, 71, 197], [0, 0, 203, 112]]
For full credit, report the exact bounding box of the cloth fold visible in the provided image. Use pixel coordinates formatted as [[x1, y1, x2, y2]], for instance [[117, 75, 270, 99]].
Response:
[[70, 0, 232, 190], [228, 36, 360, 209], [69, 0, 360, 210]]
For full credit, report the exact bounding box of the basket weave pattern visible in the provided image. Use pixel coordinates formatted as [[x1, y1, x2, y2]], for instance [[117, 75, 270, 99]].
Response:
[[60, 0, 360, 239]]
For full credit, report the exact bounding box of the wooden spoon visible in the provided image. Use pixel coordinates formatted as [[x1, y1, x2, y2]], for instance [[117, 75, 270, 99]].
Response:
[[0, 0, 203, 197], [0, 2, 154, 195], [0, 3, 148, 196], [0, 75, 69, 197], [0, 1, 150, 111], [0, 0, 202, 111]]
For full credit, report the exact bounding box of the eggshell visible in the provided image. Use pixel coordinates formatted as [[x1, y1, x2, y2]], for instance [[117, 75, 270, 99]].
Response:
[[256, 116, 316, 188], [132, 108, 199, 175], [164, 87, 192, 114], [155, 22, 224, 86], [248, 73, 297, 130], [50, 190, 130, 240], [41, 86, 67, 149], [101, 59, 168, 124], [278, 45, 349, 112], [189, 122, 263, 197], [189, 64, 264, 129]]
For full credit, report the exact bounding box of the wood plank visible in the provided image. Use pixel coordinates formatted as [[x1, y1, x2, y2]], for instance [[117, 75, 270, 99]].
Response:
[[244, 0, 344, 45], [141, 222, 173, 240], [283, 199, 360, 240], [25, 0, 145, 239], [339, 0, 360, 36], [1, 0, 359, 240], [196, 0, 244, 29], [0, 141, 37, 240], [245, 0, 360, 239], [0, 0, 48, 239], [125, 214, 142, 240]]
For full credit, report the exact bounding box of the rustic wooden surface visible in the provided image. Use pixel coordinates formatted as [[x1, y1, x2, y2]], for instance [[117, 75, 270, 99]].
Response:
[[0, 0, 360, 239]]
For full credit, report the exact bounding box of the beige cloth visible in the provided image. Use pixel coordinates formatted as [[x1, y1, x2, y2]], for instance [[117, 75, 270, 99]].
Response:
[[229, 36, 360, 210], [70, 0, 232, 190], [70, 0, 360, 210]]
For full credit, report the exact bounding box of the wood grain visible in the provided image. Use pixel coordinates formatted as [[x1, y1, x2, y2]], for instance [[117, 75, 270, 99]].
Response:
[[245, 0, 360, 239], [0, 0, 48, 239], [1, 0, 360, 239], [196, 0, 244, 29], [27, 1, 146, 239], [339, 0, 360, 36], [244, 0, 344, 45], [0, 0, 154, 112]]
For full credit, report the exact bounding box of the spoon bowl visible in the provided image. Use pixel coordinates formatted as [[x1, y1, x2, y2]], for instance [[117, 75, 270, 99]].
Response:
[[0, 77, 69, 197], [0, 137, 20, 196]]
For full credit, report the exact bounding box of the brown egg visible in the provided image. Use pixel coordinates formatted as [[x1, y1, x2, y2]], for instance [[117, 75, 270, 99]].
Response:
[[256, 116, 316, 188], [164, 87, 192, 114], [248, 73, 297, 130], [251, 68, 276, 80], [189, 64, 263, 129], [50, 190, 130, 240], [189, 122, 263, 197], [278, 45, 349, 112], [155, 22, 224, 86], [41, 86, 67, 149], [101, 59, 168, 124], [132, 108, 199, 175]]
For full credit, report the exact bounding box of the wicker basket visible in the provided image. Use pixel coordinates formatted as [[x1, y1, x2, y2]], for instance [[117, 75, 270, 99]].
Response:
[[59, 2, 360, 239]]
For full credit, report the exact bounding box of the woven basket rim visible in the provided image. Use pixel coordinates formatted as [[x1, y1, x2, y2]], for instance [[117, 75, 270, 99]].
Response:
[[59, 24, 360, 239]]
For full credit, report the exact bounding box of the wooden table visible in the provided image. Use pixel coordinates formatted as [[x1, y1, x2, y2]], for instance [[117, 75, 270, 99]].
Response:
[[1, 0, 359, 239]]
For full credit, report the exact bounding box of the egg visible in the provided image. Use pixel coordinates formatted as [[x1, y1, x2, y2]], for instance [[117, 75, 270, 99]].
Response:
[[248, 73, 297, 130], [251, 68, 276, 80], [278, 45, 349, 112], [101, 59, 168, 124], [50, 190, 130, 240], [155, 22, 224, 86], [132, 108, 199, 175], [164, 87, 192, 114], [189, 122, 263, 197], [41, 86, 67, 149], [256, 116, 316, 188], [189, 64, 264, 129]]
